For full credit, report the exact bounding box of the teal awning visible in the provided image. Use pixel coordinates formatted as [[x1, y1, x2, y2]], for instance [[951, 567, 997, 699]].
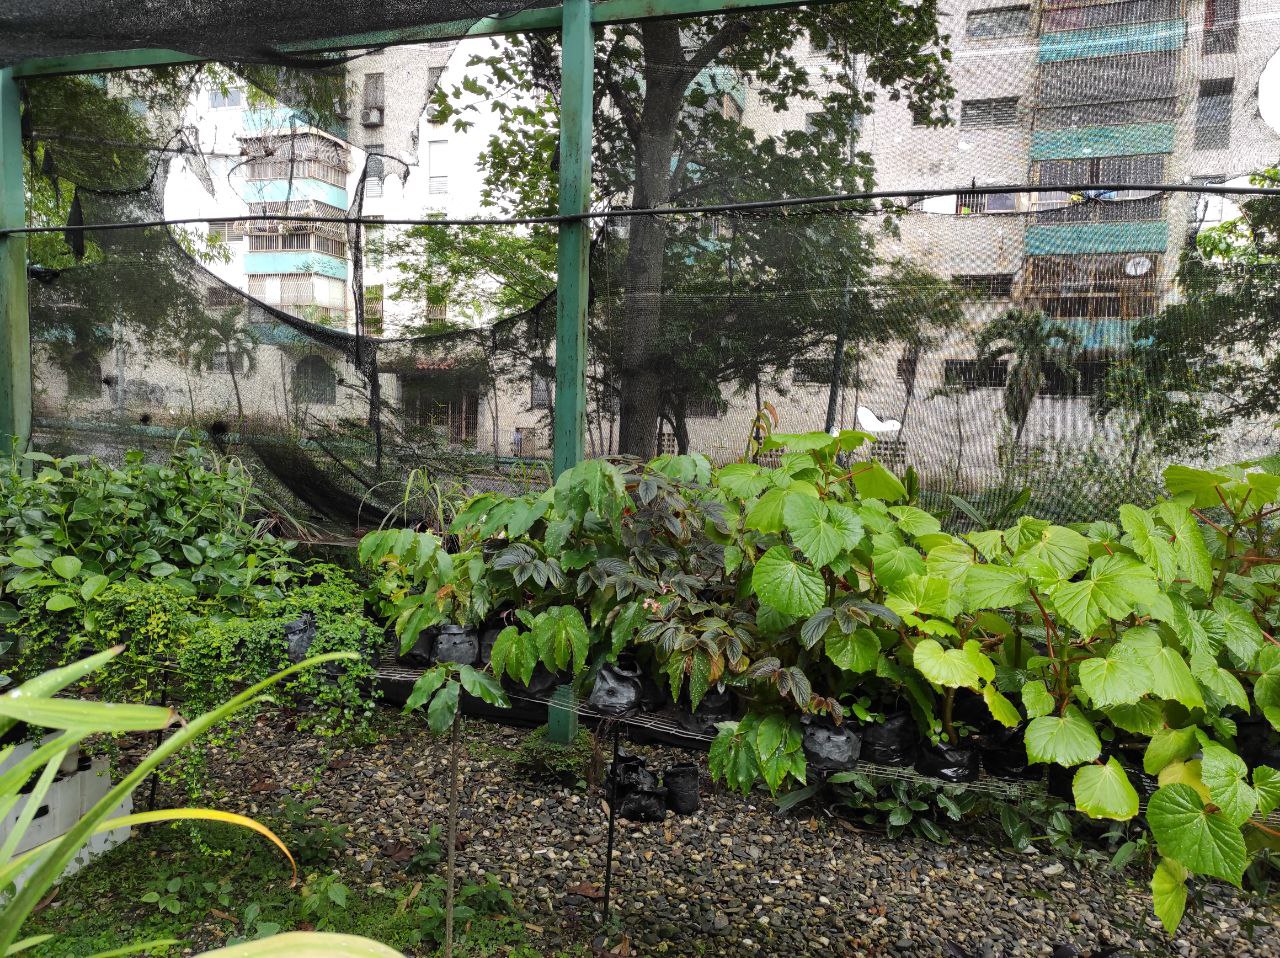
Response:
[[1025, 221, 1168, 256], [1031, 122, 1174, 160], [1039, 20, 1186, 62]]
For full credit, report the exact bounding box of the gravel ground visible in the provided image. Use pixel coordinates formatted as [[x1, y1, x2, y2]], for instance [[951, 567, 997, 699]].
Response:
[[201, 713, 1280, 958]]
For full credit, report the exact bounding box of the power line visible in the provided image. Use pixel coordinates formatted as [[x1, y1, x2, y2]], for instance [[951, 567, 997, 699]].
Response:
[[4, 181, 1278, 236]]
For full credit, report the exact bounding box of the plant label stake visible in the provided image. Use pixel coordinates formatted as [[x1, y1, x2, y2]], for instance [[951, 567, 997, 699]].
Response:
[[444, 712, 463, 958]]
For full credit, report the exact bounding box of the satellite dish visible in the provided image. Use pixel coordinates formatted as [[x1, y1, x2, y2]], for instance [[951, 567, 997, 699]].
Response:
[[1261, 47, 1280, 135], [1125, 256, 1153, 277], [856, 406, 902, 433]]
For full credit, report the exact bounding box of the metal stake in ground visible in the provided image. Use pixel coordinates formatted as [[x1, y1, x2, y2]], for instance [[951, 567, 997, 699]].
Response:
[[444, 712, 463, 958], [601, 721, 621, 925]]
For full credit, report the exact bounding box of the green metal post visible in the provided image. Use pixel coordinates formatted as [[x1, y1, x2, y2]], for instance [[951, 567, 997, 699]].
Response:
[[552, 0, 593, 476], [547, 684, 579, 745], [0, 69, 32, 453]]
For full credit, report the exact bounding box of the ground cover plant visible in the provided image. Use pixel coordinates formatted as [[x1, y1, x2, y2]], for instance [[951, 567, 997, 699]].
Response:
[[0, 444, 380, 794], [360, 428, 1280, 934]]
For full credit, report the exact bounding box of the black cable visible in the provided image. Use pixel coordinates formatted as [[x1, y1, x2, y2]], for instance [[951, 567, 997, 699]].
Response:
[[4, 181, 1278, 236]]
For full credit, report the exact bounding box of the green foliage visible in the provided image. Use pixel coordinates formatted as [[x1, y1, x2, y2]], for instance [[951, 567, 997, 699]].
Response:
[[512, 726, 596, 786], [827, 773, 979, 843], [368, 434, 1280, 933]]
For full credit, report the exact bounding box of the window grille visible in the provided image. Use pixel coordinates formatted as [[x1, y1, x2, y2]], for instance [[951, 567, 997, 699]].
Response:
[[208, 351, 248, 374], [1204, 0, 1239, 54], [960, 97, 1019, 129], [1035, 97, 1176, 130], [208, 220, 244, 241], [1025, 254, 1161, 319], [365, 215, 384, 269], [242, 158, 346, 188], [1038, 51, 1178, 108], [956, 192, 1017, 214], [686, 395, 724, 418], [209, 88, 242, 108], [531, 374, 553, 409], [1041, 0, 1178, 32], [794, 355, 835, 384], [1195, 78, 1234, 150], [944, 359, 1009, 389], [294, 356, 337, 405], [428, 139, 449, 195], [656, 433, 679, 455], [363, 73, 385, 109], [953, 274, 1014, 298], [965, 5, 1030, 38]]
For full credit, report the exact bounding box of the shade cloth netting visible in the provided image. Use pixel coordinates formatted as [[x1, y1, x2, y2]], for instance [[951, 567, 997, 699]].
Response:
[[0, 0, 555, 69]]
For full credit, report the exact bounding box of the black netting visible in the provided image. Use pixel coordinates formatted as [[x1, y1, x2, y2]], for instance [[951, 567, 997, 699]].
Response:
[[0, 1, 556, 68], [12, 2, 1280, 528]]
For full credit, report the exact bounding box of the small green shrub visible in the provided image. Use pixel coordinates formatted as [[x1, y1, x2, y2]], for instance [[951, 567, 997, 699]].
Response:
[[512, 726, 597, 786]]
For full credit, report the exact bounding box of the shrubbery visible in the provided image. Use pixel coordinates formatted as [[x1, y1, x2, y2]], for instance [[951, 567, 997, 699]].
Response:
[[362, 427, 1280, 933]]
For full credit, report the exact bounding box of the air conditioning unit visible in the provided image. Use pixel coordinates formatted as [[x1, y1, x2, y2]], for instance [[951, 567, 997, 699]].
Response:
[[361, 107, 384, 127]]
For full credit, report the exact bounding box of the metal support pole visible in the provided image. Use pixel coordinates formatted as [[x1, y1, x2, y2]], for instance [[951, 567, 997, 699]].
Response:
[[0, 69, 32, 453], [552, 0, 593, 476], [601, 721, 621, 924]]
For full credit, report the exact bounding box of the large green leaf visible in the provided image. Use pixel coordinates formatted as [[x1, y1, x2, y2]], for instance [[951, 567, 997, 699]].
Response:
[[850, 461, 906, 502], [982, 685, 1020, 728], [752, 546, 825, 618], [1254, 766, 1280, 816], [1143, 726, 1199, 776], [50, 555, 82, 580], [1105, 699, 1165, 736], [1147, 783, 1247, 885], [0, 696, 175, 733], [870, 537, 926, 588], [1189, 652, 1248, 712], [913, 639, 981, 690], [1155, 501, 1212, 592], [1199, 743, 1256, 827], [1113, 629, 1204, 711], [1212, 596, 1264, 667], [1014, 524, 1090, 580], [716, 463, 770, 500], [744, 488, 789, 533], [825, 628, 880, 673], [1072, 756, 1139, 820], [1078, 652, 1151, 708], [1021, 680, 1055, 719], [1046, 554, 1159, 636], [784, 495, 861, 567], [532, 606, 590, 673], [1024, 707, 1100, 767], [925, 542, 976, 583], [1118, 504, 1177, 582], [1151, 857, 1188, 935], [885, 573, 955, 619], [1163, 465, 1228, 508], [963, 563, 1029, 611], [888, 505, 940, 537]]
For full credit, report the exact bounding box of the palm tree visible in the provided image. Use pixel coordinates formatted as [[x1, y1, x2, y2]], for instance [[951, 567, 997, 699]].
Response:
[[974, 307, 1080, 449], [189, 306, 258, 428]]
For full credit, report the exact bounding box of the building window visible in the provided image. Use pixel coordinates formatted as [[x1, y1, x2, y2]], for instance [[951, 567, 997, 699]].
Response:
[[956, 191, 1017, 214], [965, 5, 1030, 38], [209, 88, 242, 109], [531, 373, 553, 409], [1042, 0, 1179, 31], [208, 220, 244, 242], [294, 355, 337, 405], [656, 432, 679, 456], [364, 214, 384, 269], [208, 351, 248, 374], [428, 140, 448, 195], [1204, 0, 1239, 54], [794, 355, 835, 384], [953, 273, 1014, 298], [362, 73, 385, 110], [960, 97, 1019, 129], [944, 359, 1008, 390], [364, 143, 384, 196], [686, 395, 723, 419], [67, 351, 103, 400], [1038, 51, 1177, 109], [1195, 79, 1233, 150]]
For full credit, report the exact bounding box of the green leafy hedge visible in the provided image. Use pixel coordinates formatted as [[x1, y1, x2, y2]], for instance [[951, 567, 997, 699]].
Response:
[[362, 429, 1280, 932]]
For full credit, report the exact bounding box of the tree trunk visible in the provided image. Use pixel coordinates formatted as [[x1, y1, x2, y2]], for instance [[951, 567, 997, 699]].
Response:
[[672, 400, 690, 455], [616, 23, 685, 459]]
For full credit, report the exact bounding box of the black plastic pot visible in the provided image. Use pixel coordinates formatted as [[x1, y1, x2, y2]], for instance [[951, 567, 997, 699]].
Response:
[[618, 787, 668, 823], [671, 685, 735, 738], [434, 625, 479, 665], [978, 725, 1037, 780], [611, 751, 658, 796], [399, 627, 437, 668], [664, 763, 701, 815], [861, 710, 919, 767], [802, 715, 861, 772], [587, 657, 644, 716], [916, 741, 980, 783], [284, 613, 318, 663]]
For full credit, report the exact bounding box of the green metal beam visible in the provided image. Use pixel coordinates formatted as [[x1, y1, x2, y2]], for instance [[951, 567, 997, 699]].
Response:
[[11, 0, 810, 76], [552, 0, 593, 476], [0, 69, 32, 452]]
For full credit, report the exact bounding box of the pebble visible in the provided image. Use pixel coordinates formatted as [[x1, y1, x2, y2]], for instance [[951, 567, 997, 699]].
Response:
[[190, 716, 1279, 958]]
